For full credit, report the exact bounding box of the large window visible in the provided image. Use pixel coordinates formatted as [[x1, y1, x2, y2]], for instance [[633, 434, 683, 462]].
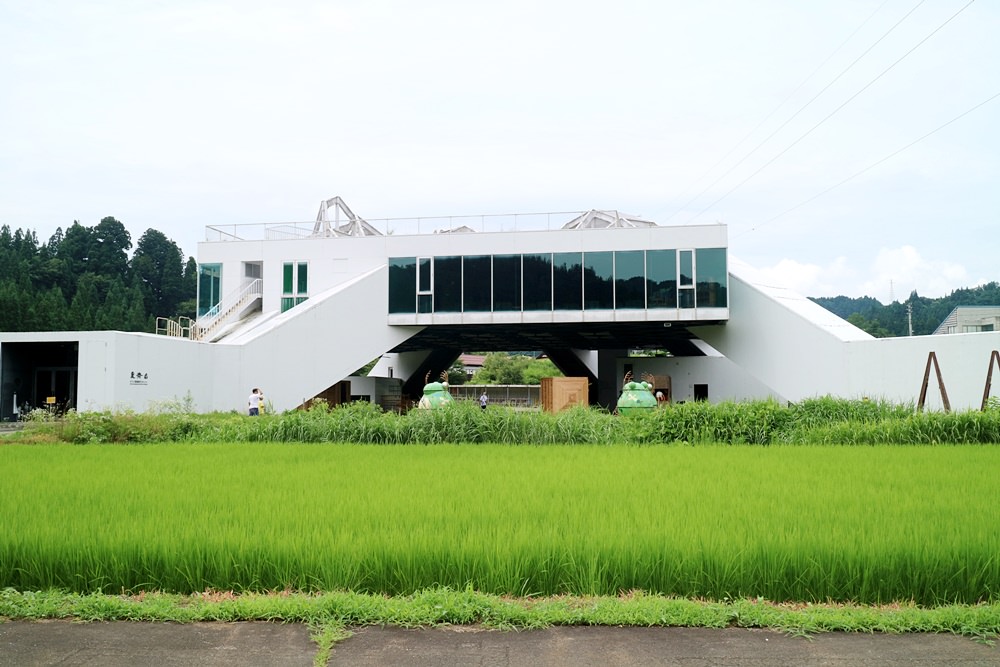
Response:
[[696, 248, 728, 307], [522, 253, 552, 311], [433, 256, 462, 313], [282, 262, 309, 313], [646, 250, 676, 308], [584, 252, 614, 309], [463, 255, 491, 312], [389, 257, 416, 313], [614, 251, 645, 309], [493, 255, 522, 311], [387, 247, 726, 315], [553, 252, 582, 310], [197, 263, 222, 317]]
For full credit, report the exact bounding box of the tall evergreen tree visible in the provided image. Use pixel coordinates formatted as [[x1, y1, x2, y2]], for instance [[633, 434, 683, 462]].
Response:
[[90, 217, 132, 280], [130, 229, 185, 317]]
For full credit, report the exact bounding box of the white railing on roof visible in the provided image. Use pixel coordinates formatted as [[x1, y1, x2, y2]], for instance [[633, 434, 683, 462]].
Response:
[[192, 279, 263, 341], [204, 211, 594, 242]]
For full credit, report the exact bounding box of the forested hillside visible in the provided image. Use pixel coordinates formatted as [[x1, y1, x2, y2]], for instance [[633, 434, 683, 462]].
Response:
[[811, 282, 1000, 337], [0, 220, 195, 333]]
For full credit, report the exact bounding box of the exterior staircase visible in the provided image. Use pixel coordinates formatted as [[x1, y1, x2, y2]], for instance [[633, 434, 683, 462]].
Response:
[[191, 279, 263, 341]]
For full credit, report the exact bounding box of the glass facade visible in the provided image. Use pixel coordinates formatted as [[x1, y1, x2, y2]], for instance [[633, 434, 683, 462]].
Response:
[[614, 251, 645, 309], [584, 252, 614, 310], [553, 252, 582, 310], [523, 254, 552, 310], [493, 255, 521, 311], [696, 248, 728, 308], [463, 255, 491, 312], [197, 263, 222, 317], [388, 248, 727, 315]]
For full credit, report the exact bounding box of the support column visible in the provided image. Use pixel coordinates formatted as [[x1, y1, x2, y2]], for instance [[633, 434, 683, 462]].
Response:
[[597, 349, 627, 410]]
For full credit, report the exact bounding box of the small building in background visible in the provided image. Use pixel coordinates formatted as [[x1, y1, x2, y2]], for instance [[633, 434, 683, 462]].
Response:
[[933, 306, 1000, 335]]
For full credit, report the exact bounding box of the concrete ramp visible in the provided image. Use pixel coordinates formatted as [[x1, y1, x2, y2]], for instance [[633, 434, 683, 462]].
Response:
[[691, 259, 872, 403], [218, 266, 422, 412]]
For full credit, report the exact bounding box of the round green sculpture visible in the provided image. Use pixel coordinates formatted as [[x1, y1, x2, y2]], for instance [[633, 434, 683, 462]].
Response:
[[617, 381, 657, 415], [417, 382, 454, 409]]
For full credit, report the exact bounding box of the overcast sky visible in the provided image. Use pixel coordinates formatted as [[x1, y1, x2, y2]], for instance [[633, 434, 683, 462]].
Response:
[[2, 0, 996, 303]]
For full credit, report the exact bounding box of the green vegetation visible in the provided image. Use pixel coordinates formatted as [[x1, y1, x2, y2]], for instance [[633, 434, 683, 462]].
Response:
[[0, 220, 195, 332], [15, 397, 1000, 445], [469, 352, 563, 384], [811, 281, 1000, 337], [2, 442, 999, 605], [3, 588, 999, 641]]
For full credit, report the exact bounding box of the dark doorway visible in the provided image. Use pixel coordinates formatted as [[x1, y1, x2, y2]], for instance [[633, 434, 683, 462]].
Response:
[[693, 383, 708, 401], [1, 341, 80, 418]]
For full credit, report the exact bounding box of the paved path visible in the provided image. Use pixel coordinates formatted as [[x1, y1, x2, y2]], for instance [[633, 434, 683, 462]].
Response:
[[1, 621, 998, 666]]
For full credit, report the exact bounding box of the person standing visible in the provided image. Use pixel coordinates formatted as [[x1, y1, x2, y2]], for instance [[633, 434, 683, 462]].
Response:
[[247, 388, 262, 416], [479, 391, 488, 410]]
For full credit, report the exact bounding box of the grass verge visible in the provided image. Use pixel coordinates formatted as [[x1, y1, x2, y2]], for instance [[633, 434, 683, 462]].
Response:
[[2, 587, 998, 644]]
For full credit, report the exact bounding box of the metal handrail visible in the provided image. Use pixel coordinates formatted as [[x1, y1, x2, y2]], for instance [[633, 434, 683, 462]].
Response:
[[193, 279, 263, 340]]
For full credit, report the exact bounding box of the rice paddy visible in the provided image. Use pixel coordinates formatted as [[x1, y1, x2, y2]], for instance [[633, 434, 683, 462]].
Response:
[[2, 441, 998, 605]]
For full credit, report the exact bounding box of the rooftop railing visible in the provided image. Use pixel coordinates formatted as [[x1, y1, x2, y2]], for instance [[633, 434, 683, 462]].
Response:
[[204, 211, 593, 242]]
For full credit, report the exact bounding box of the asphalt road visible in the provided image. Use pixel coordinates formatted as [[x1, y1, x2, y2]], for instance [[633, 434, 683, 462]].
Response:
[[2, 621, 999, 666]]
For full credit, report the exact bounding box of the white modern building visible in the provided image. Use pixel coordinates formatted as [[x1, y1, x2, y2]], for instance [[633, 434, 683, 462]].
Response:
[[2, 198, 998, 418]]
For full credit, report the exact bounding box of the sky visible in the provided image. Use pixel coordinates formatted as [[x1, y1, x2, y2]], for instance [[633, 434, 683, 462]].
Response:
[[1, 0, 997, 304]]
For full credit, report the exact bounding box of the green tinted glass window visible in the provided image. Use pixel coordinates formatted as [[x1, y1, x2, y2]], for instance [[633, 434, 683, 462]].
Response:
[[523, 253, 552, 310], [647, 250, 676, 308], [696, 248, 727, 307], [679, 250, 693, 287], [197, 263, 222, 317], [553, 252, 582, 310], [283, 263, 294, 294], [434, 256, 462, 312], [614, 250, 645, 309], [584, 252, 613, 309], [388, 257, 416, 314], [493, 255, 521, 311], [297, 263, 308, 294], [463, 255, 491, 311], [418, 258, 432, 292]]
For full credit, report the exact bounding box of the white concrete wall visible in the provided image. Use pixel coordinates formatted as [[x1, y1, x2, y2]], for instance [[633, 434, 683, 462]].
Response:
[[1, 331, 231, 414], [688, 260, 1000, 410], [620, 355, 782, 404], [214, 266, 422, 413]]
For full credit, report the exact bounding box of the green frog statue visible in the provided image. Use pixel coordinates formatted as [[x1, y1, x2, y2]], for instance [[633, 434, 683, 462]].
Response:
[[616, 371, 657, 415], [417, 371, 454, 409]]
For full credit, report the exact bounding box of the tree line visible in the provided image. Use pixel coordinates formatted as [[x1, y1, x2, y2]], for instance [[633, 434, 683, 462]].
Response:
[[0, 219, 195, 333], [811, 282, 1000, 337]]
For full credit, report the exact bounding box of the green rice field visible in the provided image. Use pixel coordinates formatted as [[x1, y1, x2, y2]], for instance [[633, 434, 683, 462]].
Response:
[[2, 442, 998, 605]]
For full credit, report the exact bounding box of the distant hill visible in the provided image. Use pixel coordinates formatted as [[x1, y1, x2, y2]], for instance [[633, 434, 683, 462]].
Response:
[[810, 282, 1000, 337]]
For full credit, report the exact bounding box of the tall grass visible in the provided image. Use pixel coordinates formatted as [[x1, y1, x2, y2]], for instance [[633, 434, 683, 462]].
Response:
[[24, 397, 1000, 445], [2, 443, 998, 604]]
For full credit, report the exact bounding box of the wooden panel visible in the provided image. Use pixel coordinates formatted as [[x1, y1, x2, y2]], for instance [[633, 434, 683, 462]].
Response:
[[541, 377, 589, 413]]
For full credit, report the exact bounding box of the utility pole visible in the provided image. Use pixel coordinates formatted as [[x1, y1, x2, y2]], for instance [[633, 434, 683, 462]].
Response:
[[907, 302, 913, 337]]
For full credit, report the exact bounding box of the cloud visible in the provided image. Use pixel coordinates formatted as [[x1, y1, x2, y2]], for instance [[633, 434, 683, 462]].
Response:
[[861, 246, 971, 302], [753, 256, 855, 299], [756, 246, 973, 303]]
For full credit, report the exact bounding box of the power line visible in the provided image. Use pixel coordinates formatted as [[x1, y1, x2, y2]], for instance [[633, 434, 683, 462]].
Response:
[[736, 89, 1000, 236], [661, 0, 896, 224], [687, 0, 977, 224]]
